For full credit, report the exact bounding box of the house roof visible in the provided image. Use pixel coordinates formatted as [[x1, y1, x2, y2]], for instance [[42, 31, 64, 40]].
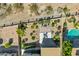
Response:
[[41, 38, 57, 47]]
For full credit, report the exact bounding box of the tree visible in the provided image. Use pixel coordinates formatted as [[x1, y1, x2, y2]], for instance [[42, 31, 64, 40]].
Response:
[[16, 23, 27, 56], [46, 5, 53, 14], [63, 6, 70, 16], [16, 29, 25, 37], [13, 3, 24, 12], [29, 3, 39, 15], [62, 40, 72, 56]]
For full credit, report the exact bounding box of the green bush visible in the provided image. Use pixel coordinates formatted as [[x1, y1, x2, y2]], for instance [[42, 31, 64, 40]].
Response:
[[62, 40, 72, 56], [16, 28, 25, 37], [63, 21, 67, 28], [53, 34, 60, 42], [3, 42, 11, 48], [69, 16, 76, 23], [51, 22, 55, 27], [32, 36, 35, 40], [35, 25, 38, 29]]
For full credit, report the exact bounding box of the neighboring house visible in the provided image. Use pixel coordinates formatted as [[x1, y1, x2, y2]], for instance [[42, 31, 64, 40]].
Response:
[[39, 26, 55, 47]]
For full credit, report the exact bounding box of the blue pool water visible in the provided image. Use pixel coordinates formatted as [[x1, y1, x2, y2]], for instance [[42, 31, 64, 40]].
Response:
[[65, 29, 79, 41], [68, 29, 79, 36]]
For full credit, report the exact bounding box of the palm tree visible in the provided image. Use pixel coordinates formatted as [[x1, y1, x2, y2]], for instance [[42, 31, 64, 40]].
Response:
[[46, 5, 53, 14], [13, 3, 24, 12], [29, 3, 39, 15], [16, 23, 26, 56], [63, 6, 70, 17]]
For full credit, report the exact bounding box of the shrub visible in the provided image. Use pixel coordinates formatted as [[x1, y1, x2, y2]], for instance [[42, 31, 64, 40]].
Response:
[[16, 28, 25, 37], [63, 21, 67, 28], [30, 32, 33, 36], [62, 40, 72, 56], [53, 34, 60, 42], [31, 25, 34, 29], [3, 42, 11, 48], [32, 36, 35, 40], [33, 30, 35, 33], [51, 22, 55, 27], [35, 25, 38, 29]]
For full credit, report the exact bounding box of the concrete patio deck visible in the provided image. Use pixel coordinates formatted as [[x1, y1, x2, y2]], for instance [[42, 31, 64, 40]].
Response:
[[41, 48, 61, 56]]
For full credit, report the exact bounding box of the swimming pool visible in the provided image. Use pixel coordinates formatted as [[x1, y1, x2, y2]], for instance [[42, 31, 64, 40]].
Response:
[[68, 29, 79, 36], [66, 29, 79, 40], [67, 29, 79, 47]]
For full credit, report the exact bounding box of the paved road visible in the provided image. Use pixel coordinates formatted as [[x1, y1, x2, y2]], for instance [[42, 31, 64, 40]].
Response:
[[0, 11, 78, 27]]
